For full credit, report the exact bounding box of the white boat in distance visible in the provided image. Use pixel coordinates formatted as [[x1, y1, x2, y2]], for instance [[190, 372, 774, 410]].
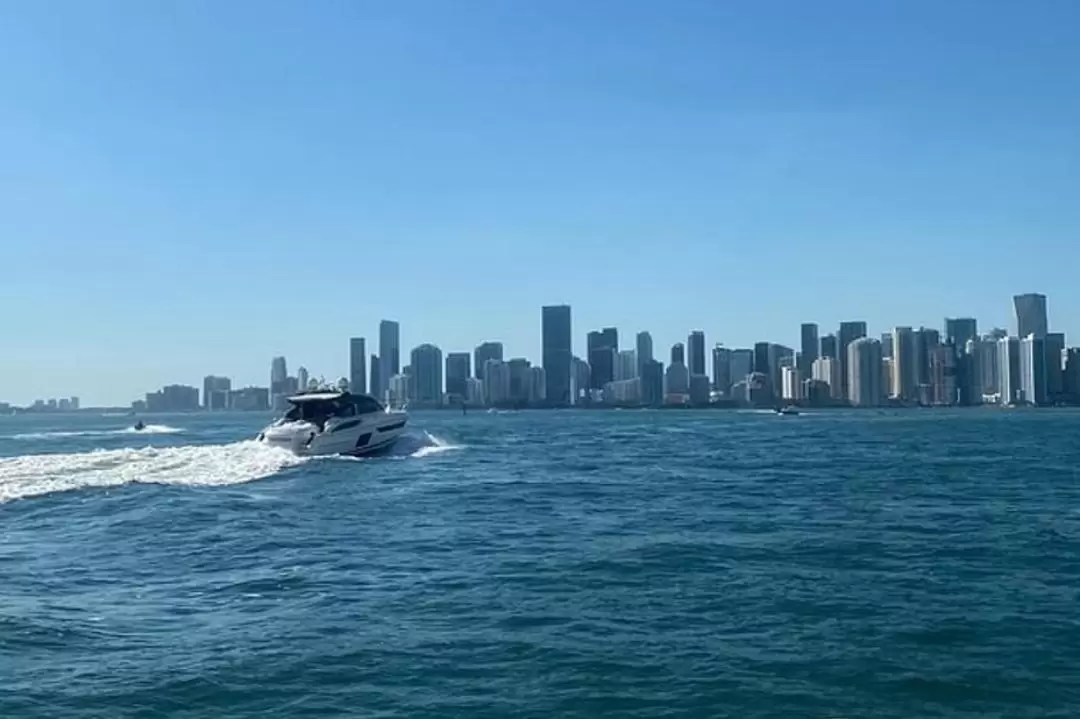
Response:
[[258, 391, 408, 456]]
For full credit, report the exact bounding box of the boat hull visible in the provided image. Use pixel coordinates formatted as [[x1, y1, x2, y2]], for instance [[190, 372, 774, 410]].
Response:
[[258, 412, 408, 457]]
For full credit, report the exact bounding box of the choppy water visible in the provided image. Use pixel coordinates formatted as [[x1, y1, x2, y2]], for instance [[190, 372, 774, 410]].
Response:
[[1, 408, 1079, 717]]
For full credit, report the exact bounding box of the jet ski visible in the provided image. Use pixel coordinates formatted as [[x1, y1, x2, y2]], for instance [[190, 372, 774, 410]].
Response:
[[133, 420, 146, 431]]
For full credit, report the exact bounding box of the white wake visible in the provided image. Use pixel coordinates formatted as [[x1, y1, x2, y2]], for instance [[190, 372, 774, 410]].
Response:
[[0, 441, 307, 503], [13, 424, 184, 440]]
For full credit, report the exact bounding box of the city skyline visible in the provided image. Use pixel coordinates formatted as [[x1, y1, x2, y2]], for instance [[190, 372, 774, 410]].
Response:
[[6, 291, 1074, 410]]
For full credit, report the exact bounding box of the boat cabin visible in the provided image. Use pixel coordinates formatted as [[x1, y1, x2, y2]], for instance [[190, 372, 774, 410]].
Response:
[[282, 391, 385, 429]]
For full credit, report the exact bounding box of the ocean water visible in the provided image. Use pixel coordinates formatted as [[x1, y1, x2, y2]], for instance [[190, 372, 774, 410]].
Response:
[[1, 408, 1079, 717]]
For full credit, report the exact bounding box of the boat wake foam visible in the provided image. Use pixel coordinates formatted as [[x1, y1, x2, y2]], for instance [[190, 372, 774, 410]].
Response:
[[13, 424, 184, 440], [0, 441, 306, 503]]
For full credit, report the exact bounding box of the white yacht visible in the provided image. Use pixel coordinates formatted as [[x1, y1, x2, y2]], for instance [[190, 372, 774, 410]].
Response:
[[258, 391, 408, 457]]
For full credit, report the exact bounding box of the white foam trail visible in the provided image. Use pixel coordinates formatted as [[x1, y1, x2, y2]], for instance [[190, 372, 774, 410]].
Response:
[[410, 431, 463, 458], [12, 424, 183, 440], [0, 441, 306, 503]]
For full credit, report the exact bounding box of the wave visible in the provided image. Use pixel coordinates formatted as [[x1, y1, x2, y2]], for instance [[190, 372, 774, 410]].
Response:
[[0, 441, 307, 503], [12, 424, 183, 440], [409, 431, 464, 458]]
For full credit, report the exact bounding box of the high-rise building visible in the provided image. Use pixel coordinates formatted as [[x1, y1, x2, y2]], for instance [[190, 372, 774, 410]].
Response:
[[838, 322, 868, 401], [665, 344, 689, 395], [297, 367, 310, 392], [349, 337, 367, 394], [202, 375, 231, 410], [799, 323, 819, 377], [1019, 334, 1047, 406], [712, 345, 732, 394], [270, 356, 288, 410], [687, 331, 706, 377], [528, 366, 546, 404], [474, 341, 504, 381], [635, 331, 654, 377], [542, 305, 572, 406], [445, 352, 471, 400], [729, 349, 754, 388], [812, 357, 841, 399], [689, 374, 710, 406], [229, 387, 270, 411], [587, 328, 618, 389], [976, 337, 1000, 399], [569, 356, 590, 405], [913, 327, 940, 393], [671, 342, 685, 366], [768, 344, 794, 396], [998, 336, 1021, 405], [641, 360, 664, 406], [956, 340, 981, 406], [1014, 293, 1048, 339], [483, 359, 511, 406], [944, 317, 978, 348], [507, 358, 532, 404], [379, 320, 401, 399], [369, 354, 381, 401], [615, 349, 637, 381], [409, 343, 442, 405], [819, 333, 838, 360], [1044, 332, 1066, 402], [929, 344, 957, 405], [891, 327, 916, 401], [781, 366, 803, 401], [879, 333, 893, 359], [847, 337, 883, 406], [752, 342, 770, 376], [1063, 348, 1080, 402]]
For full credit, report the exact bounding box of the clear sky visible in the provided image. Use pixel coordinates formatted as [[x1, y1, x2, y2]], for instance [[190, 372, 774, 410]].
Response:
[[2, 0, 1078, 406]]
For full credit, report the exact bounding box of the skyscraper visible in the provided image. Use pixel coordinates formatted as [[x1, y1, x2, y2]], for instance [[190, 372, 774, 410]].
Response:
[[891, 327, 916, 401], [474, 341, 504, 381], [379, 320, 400, 399], [819, 334, 838, 360], [542, 305, 572, 406], [507, 358, 532, 404], [687, 331, 706, 377], [296, 367, 309, 393], [913, 327, 941, 392], [997, 336, 1021, 405], [349, 337, 367, 394], [410, 343, 443, 405], [666, 343, 689, 395], [944, 317, 978, 348], [847, 337, 883, 407], [587, 327, 618, 389], [1044, 332, 1065, 402], [799, 323, 819, 377], [1014, 293, 1048, 339], [641, 359, 664, 406], [929, 344, 957, 405], [712, 345, 732, 394], [837, 321, 868, 401], [445, 352, 471, 399], [270, 356, 288, 410], [753, 342, 770, 376], [203, 375, 231, 410], [1019, 334, 1047, 406], [615, 349, 637, 381], [369, 354, 381, 401], [730, 349, 754, 389], [635, 331, 654, 377]]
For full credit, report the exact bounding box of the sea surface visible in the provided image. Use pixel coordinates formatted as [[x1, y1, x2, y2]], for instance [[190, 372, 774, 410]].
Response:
[[1, 408, 1079, 717]]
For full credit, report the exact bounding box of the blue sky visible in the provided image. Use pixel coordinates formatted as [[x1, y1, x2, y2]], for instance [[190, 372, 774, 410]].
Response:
[[1, 0, 1078, 406]]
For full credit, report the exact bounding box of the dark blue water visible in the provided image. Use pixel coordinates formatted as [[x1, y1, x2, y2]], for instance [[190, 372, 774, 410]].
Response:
[[2, 409, 1079, 717]]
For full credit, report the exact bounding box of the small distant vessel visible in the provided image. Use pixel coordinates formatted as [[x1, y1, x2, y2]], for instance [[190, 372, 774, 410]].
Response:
[[775, 406, 800, 416], [133, 420, 146, 431], [257, 390, 408, 457]]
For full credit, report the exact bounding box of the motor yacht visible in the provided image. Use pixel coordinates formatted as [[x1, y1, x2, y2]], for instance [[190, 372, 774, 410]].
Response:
[[258, 391, 408, 456]]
